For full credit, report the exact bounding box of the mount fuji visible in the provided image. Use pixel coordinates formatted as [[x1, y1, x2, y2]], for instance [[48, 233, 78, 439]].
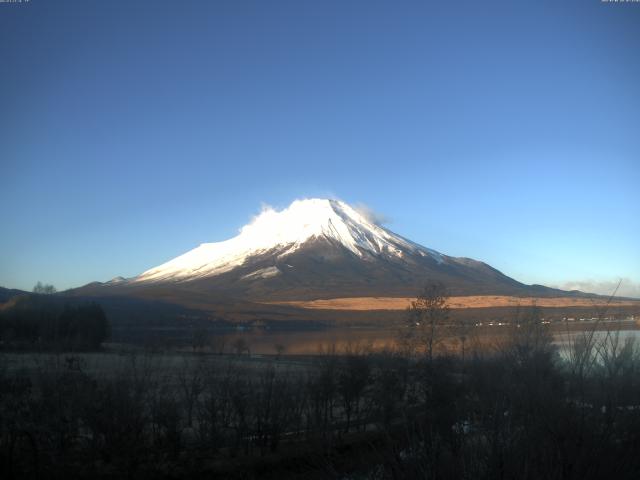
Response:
[[75, 198, 567, 305]]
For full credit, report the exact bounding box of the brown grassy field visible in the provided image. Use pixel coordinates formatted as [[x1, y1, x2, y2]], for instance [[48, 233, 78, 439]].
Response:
[[269, 295, 640, 311]]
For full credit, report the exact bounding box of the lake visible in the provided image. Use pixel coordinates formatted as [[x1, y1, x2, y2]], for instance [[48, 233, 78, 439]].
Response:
[[165, 319, 640, 356]]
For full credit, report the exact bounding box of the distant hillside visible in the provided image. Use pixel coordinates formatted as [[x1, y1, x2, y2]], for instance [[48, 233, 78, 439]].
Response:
[[0, 286, 27, 303]]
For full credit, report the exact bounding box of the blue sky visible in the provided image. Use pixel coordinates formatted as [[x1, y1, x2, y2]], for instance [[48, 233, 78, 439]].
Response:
[[1, 0, 639, 296]]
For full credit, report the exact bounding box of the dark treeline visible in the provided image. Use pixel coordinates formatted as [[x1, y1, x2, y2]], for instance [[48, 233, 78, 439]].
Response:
[[1, 315, 640, 479], [0, 296, 110, 350]]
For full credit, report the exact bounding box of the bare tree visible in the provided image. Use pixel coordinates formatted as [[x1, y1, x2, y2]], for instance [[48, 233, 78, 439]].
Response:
[[337, 352, 371, 432], [507, 302, 553, 364], [191, 328, 209, 353], [33, 282, 56, 294], [232, 337, 250, 356], [177, 356, 205, 427], [404, 282, 451, 364], [455, 317, 476, 365], [274, 344, 286, 359], [210, 335, 227, 355]]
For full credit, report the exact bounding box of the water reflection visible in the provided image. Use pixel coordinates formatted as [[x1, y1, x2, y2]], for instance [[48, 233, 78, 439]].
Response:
[[188, 322, 640, 356]]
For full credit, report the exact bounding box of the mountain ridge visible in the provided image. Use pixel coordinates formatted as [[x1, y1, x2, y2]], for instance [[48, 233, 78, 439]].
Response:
[[71, 198, 596, 303], [130, 198, 446, 285]]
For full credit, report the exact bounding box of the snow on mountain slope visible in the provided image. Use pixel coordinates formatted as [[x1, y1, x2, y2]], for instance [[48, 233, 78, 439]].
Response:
[[134, 198, 443, 284]]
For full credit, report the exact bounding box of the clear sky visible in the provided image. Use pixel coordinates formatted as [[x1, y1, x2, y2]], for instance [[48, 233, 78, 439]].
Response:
[[1, 0, 639, 296]]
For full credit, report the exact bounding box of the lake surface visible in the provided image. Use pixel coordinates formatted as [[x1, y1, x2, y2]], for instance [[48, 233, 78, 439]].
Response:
[[182, 320, 640, 356]]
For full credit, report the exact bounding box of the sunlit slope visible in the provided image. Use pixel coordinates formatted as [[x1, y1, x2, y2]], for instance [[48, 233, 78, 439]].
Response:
[[90, 198, 575, 301]]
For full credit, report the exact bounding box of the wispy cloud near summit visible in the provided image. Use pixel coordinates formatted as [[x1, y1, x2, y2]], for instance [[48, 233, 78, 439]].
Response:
[[353, 202, 391, 226]]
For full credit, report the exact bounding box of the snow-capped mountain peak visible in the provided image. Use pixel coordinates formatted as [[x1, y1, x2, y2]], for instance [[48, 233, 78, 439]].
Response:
[[133, 198, 442, 284]]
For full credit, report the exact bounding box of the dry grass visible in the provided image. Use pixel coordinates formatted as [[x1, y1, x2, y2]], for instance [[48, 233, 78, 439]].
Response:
[[268, 295, 640, 311]]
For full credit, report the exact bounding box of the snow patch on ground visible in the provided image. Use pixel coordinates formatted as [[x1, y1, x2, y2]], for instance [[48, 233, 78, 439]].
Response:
[[241, 266, 281, 281]]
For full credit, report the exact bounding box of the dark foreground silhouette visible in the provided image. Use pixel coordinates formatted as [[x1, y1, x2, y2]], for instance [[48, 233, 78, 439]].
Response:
[[2, 312, 640, 480]]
